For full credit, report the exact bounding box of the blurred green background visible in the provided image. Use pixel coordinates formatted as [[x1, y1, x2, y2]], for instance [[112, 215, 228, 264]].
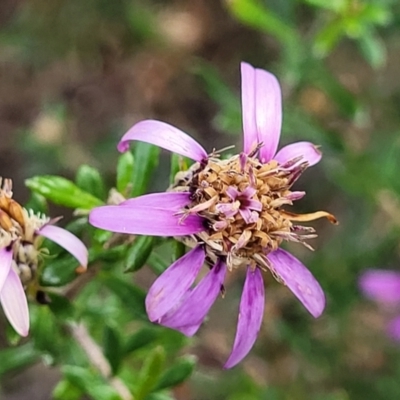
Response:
[[1, 0, 400, 399]]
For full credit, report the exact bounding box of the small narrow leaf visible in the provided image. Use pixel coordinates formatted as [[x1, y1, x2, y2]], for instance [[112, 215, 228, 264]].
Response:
[[123, 327, 160, 354], [135, 346, 166, 400], [117, 151, 134, 194], [103, 325, 122, 375], [76, 165, 106, 200], [26, 176, 104, 209], [154, 355, 197, 391], [125, 236, 155, 273], [131, 142, 160, 197], [0, 343, 38, 377]]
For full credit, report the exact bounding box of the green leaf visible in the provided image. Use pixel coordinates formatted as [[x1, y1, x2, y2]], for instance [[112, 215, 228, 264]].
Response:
[[131, 142, 160, 197], [135, 346, 166, 400], [103, 325, 123, 375], [148, 252, 170, 275], [123, 327, 160, 354], [358, 30, 386, 69], [226, 0, 297, 46], [117, 151, 134, 194], [0, 343, 39, 377], [40, 256, 80, 287], [100, 273, 147, 320], [124, 236, 155, 273], [53, 379, 83, 400], [76, 165, 106, 200], [304, 0, 346, 13], [154, 355, 197, 391], [47, 293, 75, 320], [26, 175, 104, 209], [62, 365, 122, 400]]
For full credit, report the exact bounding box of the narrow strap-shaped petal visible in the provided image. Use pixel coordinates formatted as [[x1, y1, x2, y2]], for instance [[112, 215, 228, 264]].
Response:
[[241, 62, 258, 155], [1, 268, 29, 336], [39, 225, 88, 268], [121, 192, 191, 209], [146, 246, 206, 322], [0, 246, 13, 293], [89, 205, 205, 236], [359, 269, 400, 304], [267, 248, 325, 318], [240, 62, 283, 163], [224, 267, 265, 368], [117, 119, 208, 162], [274, 141, 322, 167], [160, 260, 227, 336], [388, 316, 400, 341], [256, 67, 282, 163]]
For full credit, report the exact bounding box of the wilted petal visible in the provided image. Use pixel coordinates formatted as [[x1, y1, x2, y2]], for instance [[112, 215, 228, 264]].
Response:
[[117, 119, 208, 162], [0, 268, 29, 336], [39, 225, 88, 268], [274, 141, 322, 167], [146, 246, 206, 322], [89, 205, 205, 236], [387, 316, 400, 341], [267, 249, 325, 318], [359, 269, 400, 304], [161, 260, 227, 336], [121, 192, 191, 209], [0, 246, 12, 293], [240, 62, 283, 163], [224, 267, 265, 368]]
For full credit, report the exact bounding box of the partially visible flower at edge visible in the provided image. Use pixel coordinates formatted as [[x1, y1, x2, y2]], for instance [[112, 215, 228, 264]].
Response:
[[89, 62, 337, 368], [0, 178, 88, 337], [359, 269, 400, 341]]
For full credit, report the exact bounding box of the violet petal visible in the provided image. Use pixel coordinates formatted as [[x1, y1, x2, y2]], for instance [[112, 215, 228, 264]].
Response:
[[387, 316, 400, 341], [359, 269, 400, 304], [267, 249, 325, 318], [39, 225, 88, 268], [89, 205, 205, 236], [161, 260, 227, 336], [241, 62, 258, 155], [0, 246, 12, 293], [274, 141, 322, 167], [241, 61, 284, 160], [224, 267, 265, 368], [146, 246, 206, 322], [117, 119, 208, 162], [121, 192, 191, 209], [0, 268, 29, 336]]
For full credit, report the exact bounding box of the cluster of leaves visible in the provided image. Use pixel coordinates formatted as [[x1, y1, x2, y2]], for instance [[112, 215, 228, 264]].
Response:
[[0, 144, 197, 400]]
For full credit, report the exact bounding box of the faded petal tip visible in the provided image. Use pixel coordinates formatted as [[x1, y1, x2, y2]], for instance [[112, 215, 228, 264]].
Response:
[[117, 119, 208, 162], [39, 224, 88, 268], [267, 249, 325, 318], [224, 267, 265, 368], [0, 268, 29, 337]]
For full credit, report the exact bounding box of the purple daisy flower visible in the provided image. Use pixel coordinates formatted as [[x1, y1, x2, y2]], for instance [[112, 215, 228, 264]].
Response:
[[0, 178, 88, 336], [359, 269, 400, 341], [89, 62, 336, 368]]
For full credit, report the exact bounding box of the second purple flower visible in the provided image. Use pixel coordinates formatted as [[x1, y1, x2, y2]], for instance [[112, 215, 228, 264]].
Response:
[[89, 62, 337, 368]]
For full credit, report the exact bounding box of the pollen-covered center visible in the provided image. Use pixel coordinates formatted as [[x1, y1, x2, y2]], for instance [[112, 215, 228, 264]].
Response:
[[172, 153, 328, 271], [0, 178, 48, 285]]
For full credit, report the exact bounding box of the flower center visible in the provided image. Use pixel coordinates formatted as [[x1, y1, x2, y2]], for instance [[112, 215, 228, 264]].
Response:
[[0, 178, 48, 285], [172, 153, 335, 271]]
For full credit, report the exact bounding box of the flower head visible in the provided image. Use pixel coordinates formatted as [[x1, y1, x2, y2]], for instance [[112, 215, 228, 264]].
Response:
[[0, 178, 88, 336], [359, 269, 400, 341], [89, 62, 336, 367]]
